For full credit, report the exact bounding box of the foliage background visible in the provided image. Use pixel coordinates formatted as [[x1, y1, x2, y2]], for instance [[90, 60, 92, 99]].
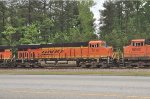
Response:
[[99, 0, 150, 50], [0, 0, 150, 50], [0, 0, 97, 46]]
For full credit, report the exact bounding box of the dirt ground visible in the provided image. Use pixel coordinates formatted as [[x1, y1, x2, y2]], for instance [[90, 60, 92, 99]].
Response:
[[0, 68, 150, 76]]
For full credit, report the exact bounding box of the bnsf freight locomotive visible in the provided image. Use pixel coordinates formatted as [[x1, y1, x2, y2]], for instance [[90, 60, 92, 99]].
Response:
[[0, 39, 150, 68], [0, 40, 114, 68], [122, 39, 150, 68], [0, 46, 12, 67]]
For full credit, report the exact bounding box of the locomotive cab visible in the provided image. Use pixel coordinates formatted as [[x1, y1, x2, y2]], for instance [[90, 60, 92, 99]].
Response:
[[88, 40, 113, 67], [88, 40, 113, 58], [131, 39, 145, 47], [124, 39, 146, 58], [89, 40, 106, 48], [0, 46, 12, 67], [122, 39, 150, 67]]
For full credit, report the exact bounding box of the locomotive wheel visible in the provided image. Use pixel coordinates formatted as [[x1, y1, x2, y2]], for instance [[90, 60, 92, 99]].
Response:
[[86, 65, 91, 68], [80, 63, 91, 68], [81, 64, 86, 68], [90, 62, 98, 68], [81, 64, 90, 68], [101, 63, 108, 69], [76, 61, 80, 67]]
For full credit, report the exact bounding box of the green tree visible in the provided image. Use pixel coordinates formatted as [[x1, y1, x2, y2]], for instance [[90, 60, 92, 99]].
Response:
[[19, 24, 40, 44], [0, 0, 97, 45], [2, 25, 17, 45], [99, 0, 150, 49], [78, 1, 95, 37]]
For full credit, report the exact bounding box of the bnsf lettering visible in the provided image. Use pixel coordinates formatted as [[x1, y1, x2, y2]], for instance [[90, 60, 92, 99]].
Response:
[[42, 49, 63, 54], [132, 48, 141, 51]]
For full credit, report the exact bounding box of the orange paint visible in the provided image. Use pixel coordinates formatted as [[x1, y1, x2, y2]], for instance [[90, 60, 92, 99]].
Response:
[[124, 39, 150, 58], [0, 49, 12, 60], [38, 40, 113, 59], [17, 40, 113, 60]]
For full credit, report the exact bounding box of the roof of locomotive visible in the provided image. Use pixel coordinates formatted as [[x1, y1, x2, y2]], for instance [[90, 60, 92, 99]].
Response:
[[0, 46, 12, 49], [41, 42, 89, 48], [16, 44, 41, 49], [16, 40, 107, 49], [131, 39, 145, 42], [89, 40, 105, 44], [16, 42, 89, 49]]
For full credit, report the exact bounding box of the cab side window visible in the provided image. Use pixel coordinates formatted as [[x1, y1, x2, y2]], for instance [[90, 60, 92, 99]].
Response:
[[90, 44, 99, 48], [97, 43, 99, 47], [141, 42, 144, 46], [89, 43, 106, 48], [92, 45, 95, 48], [132, 42, 135, 46], [132, 42, 144, 46]]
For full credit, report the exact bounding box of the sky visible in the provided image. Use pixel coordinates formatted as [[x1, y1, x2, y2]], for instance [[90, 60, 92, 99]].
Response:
[[90, 0, 106, 32]]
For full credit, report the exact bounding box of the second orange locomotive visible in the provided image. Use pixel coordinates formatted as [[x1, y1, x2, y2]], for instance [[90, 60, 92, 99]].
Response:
[[123, 39, 150, 67]]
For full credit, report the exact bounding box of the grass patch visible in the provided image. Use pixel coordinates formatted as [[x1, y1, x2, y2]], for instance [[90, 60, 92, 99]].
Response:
[[0, 69, 150, 76]]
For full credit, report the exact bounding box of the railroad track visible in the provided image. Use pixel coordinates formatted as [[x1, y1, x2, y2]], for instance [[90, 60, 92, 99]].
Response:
[[0, 65, 150, 69]]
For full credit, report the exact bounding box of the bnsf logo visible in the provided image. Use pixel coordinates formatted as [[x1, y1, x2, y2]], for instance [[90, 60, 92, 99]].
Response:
[[132, 48, 141, 51], [42, 49, 63, 55]]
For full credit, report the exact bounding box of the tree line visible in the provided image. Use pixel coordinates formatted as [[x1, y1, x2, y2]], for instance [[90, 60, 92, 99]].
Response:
[[1, 0, 150, 50], [0, 0, 97, 46], [99, 0, 150, 50]]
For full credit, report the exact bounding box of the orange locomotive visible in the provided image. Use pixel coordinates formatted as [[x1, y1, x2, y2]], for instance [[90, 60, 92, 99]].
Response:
[[1, 39, 150, 68], [16, 40, 114, 68], [40, 40, 114, 68], [16, 45, 41, 67], [0, 46, 12, 67], [123, 39, 150, 67]]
